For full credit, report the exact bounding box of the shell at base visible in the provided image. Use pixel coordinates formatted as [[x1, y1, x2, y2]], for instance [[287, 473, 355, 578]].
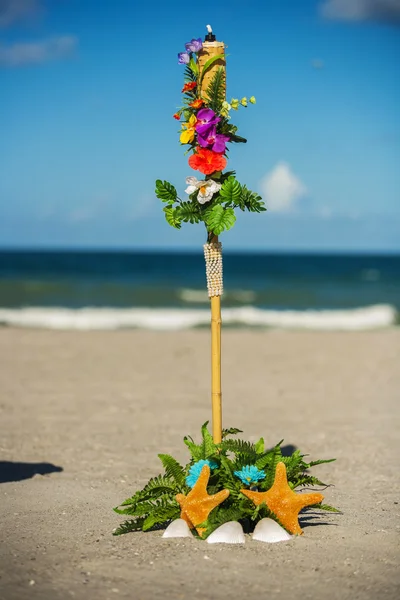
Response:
[[252, 518, 292, 543], [162, 519, 194, 539], [206, 521, 245, 544]]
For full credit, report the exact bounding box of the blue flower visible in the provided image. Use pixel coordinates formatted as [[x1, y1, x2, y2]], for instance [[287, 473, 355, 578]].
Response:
[[234, 465, 266, 486], [185, 38, 203, 53], [178, 51, 190, 65], [185, 459, 218, 488]]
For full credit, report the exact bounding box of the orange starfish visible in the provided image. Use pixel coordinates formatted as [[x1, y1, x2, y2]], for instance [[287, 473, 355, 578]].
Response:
[[241, 461, 324, 535], [176, 465, 230, 537]]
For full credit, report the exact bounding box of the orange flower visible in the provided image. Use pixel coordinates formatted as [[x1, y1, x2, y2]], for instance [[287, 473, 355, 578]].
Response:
[[188, 148, 227, 175], [189, 99, 204, 109], [173, 113, 180, 120], [182, 81, 197, 93]]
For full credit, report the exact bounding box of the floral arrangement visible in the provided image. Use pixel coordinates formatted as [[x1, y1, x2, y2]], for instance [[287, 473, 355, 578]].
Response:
[[155, 35, 266, 239], [113, 423, 338, 538]]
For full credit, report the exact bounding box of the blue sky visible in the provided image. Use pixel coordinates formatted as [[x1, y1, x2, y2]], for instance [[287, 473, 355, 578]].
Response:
[[0, 0, 399, 251]]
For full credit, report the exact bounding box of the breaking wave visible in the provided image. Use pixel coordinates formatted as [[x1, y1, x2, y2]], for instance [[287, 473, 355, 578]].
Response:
[[0, 304, 396, 331]]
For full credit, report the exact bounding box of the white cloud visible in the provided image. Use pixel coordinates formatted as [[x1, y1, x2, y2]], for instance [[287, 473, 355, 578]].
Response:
[[0, 0, 42, 28], [320, 0, 400, 25], [0, 35, 77, 67], [260, 162, 308, 213]]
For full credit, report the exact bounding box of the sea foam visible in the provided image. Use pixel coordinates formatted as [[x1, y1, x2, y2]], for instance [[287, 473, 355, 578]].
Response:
[[0, 304, 396, 331]]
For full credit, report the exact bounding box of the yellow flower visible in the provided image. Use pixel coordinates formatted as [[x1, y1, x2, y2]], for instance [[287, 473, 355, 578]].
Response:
[[241, 97, 247, 107], [180, 114, 197, 144], [249, 96, 256, 104], [230, 98, 239, 110]]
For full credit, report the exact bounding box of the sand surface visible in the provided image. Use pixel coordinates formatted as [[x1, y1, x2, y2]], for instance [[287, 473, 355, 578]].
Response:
[[0, 328, 399, 600]]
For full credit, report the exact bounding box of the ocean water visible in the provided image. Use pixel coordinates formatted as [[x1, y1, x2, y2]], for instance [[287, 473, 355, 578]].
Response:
[[0, 250, 399, 330]]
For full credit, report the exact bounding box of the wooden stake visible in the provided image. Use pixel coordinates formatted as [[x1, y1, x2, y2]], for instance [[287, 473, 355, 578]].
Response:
[[199, 35, 226, 444], [210, 236, 222, 444]]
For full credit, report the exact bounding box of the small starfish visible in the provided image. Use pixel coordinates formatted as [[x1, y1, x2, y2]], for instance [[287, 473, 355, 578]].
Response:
[[176, 465, 230, 537], [241, 461, 324, 535]]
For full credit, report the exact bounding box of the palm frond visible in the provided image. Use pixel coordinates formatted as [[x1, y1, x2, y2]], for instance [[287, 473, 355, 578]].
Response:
[[205, 68, 225, 112]]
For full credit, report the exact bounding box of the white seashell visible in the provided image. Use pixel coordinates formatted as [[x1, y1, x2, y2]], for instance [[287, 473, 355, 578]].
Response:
[[206, 521, 245, 544], [162, 519, 194, 539], [252, 518, 292, 543]]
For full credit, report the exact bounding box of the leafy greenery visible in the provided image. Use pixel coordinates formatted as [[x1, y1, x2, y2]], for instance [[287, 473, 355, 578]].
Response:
[[204, 205, 236, 235], [204, 67, 226, 113], [219, 176, 242, 205], [163, 206, 181, 229], [176, 201, 201, 224], [114, 423, 337, 537], [155, 180, 178, 203], [158, 171, 266, 234]]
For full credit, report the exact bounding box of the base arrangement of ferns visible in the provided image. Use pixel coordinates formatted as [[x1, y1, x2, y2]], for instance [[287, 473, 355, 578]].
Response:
[[113, 423, 338, 538]]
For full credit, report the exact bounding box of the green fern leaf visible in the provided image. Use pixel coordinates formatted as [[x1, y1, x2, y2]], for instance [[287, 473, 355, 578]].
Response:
[[201, 422, 217, 459], [307, 458, 336, 467], [199, 55, 225, 89], [184, 65, 197, 83], [197, 504, 244, 538], [183, 435, 203, 461], [142, 504, 180, 531], [155, 180, 177, 203], [205, 205, 236, 235], [259, 445, 283, 489], [112, 517, 147, 536], [222, 427, 243, 438], [313, 503, 341, 513], [240, 185, 266, 213], [222, 438, 256, 456], [254, 437, 265, 454], [188, 57, 199, 77], [158, 454, 186, 487], [229, 133, 247, 144], [204, 67, 225, 112], [141, 473, 173, 489], [292, 474, 328, 488]]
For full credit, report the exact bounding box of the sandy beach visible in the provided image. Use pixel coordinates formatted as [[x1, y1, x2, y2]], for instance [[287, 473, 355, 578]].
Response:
[[0, 327, 399, 600]]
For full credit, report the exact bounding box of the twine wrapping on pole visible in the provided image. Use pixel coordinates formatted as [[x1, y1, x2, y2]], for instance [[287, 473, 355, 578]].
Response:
[[203, 240, 223, 297]]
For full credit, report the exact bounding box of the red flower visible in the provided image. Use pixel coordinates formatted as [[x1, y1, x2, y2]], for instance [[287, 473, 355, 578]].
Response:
[[173, 113, 180, 120], [182, 81, 197, 93], [188, 148, 227, 175], [189, 99, 204, 109]]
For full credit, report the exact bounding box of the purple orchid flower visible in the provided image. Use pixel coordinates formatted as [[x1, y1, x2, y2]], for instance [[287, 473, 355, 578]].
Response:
[[178, 51, 190, 65], [185, 38, 203, 53], [195, 108, 220, 135], [197, 126, 230, 153]]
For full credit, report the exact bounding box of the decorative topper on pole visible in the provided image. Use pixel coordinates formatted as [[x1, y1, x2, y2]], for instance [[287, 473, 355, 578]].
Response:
[[113, 26, 337, 542]]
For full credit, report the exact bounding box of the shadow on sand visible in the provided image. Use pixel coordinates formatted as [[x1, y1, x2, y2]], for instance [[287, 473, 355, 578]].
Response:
[[0, 461, 63, 483], [280, 444, 297, 457]]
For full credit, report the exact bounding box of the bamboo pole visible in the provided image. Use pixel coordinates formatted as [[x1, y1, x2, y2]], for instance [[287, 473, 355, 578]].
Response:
[[210, 238, 222, 444], [199, 32, 225, 444]]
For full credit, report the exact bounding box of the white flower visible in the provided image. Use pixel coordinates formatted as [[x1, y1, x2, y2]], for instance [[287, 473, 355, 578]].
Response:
[[185, 176, 222, 205]]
